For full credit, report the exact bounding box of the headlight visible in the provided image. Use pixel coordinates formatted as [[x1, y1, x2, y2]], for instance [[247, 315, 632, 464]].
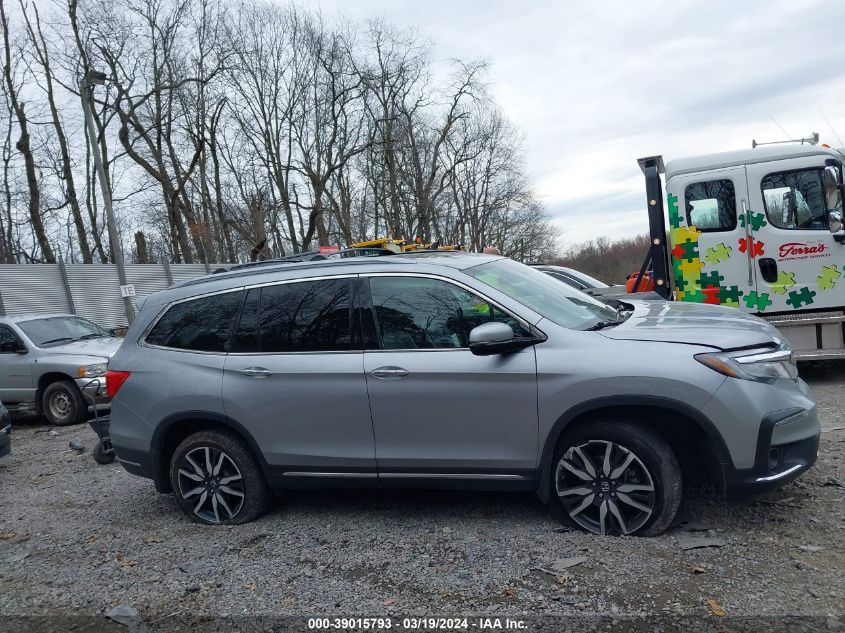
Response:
[[695, 344, 798, 383], [77, 363, 107, 378]]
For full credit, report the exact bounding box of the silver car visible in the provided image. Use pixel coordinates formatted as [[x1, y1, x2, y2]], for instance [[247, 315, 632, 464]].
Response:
[[108, 254, 819, 535], [0, 314, 121, 425]]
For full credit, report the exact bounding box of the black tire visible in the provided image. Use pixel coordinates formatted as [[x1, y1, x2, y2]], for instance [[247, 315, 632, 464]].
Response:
[[169, 430, 270, 525], [42, 380, 87, 426], [92, 439, 116, 465], [552, 419, 682, 537]]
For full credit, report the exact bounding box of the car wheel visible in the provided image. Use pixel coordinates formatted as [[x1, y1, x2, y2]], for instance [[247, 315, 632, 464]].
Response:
[[169, 430, 270, 525], [553, 420, 681, 536], [42, 380, 87, 426]]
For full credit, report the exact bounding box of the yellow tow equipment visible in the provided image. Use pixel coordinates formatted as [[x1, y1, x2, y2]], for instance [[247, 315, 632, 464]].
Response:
[[349, 237, 464, 253]]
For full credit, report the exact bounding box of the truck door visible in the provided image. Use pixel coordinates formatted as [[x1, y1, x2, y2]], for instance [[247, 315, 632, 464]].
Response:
[[666, 167, 755, 309], [746, 156, 845, 313]]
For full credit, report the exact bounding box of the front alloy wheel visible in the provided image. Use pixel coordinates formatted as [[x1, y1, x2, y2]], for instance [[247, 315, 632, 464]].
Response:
[[556, 440, 656, 536], [553, 420, 682, 536]]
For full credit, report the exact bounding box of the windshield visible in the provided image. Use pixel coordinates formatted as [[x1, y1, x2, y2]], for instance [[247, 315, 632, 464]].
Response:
[[465, 259, 620, 330], [17, 316, 112, 346]]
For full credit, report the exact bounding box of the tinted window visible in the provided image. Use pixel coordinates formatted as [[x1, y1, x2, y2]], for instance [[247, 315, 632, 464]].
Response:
[[259, 279, 351, 352], [233, 288, 259, 353], [368, 277, 527, 350], [762, 169, 829, 230], [685, 179, 736, 231], [146, 291, 242, 352]]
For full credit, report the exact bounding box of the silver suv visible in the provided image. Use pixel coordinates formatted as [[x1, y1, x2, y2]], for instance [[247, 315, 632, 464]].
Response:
[[0, 314, 120, 425], [108, 254, 820, 535]]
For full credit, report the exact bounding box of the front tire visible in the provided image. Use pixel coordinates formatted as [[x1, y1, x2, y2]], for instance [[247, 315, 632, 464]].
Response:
[[169, 430, 270, 525], [42, 380, 87, 426], [553, 420, 682, 536]]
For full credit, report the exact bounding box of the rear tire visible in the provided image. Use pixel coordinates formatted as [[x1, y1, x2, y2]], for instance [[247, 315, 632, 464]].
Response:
[[169, 430, 270, 525], [552, 419, 682, 536], [42, 380, 87, 426]]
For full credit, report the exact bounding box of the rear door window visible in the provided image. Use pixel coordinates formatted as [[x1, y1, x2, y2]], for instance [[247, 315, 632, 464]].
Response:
[[146, 290, 243, 352], [232, 278, 353, 353]]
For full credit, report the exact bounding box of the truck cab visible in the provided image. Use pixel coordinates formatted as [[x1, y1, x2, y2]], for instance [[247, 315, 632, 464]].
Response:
[[653, 144, 845, 359]]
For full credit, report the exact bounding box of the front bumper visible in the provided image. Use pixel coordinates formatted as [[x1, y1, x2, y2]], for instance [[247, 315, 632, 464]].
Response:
[[723, 407, 820, 496], [74, 377, 110, 403]]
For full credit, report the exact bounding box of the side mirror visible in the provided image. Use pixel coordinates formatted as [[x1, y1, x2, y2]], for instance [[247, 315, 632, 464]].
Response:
[[829, 210, 843, 234], [469, 322, 533, 356], [824, 165, 842, 210]]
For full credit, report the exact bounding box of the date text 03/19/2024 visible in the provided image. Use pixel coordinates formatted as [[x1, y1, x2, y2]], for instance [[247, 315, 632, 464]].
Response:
[[307, 617, 528, 630]]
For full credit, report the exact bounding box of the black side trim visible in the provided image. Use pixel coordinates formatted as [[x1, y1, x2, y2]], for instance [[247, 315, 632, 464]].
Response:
[[535, 395, 733, 503], [150, 410, 268, 492]]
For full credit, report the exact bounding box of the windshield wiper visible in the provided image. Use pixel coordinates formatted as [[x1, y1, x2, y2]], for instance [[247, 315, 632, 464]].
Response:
[[40, 337, 76, 345], [78, 333, 106, 340], [584, 320, 620, 331]]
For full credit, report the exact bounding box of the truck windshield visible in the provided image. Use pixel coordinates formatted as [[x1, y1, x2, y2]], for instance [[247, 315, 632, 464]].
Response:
[[465, 259, 620, 330], [17, 316, 112, 346]]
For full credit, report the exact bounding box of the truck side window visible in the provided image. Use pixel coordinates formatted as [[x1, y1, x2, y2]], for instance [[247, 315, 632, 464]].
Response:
[[761, 168, 833, 230], [684, 179, 736, 231]]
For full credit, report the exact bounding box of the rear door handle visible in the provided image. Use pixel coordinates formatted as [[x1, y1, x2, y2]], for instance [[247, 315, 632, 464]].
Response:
[[241, 367, 272, 378], [370, 366, 409, 379]]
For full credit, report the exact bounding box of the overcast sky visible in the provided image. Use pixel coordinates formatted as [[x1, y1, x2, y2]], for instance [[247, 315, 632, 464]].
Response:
[[305, 0, 845, 246]]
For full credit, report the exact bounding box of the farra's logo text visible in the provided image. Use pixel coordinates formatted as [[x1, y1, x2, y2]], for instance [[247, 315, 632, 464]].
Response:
[[778, 242, 828, 260]]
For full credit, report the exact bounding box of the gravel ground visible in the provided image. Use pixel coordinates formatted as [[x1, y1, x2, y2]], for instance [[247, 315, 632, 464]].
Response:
[[1, 365, 843, 631]]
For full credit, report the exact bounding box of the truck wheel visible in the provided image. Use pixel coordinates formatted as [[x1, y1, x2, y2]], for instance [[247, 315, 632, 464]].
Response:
[[42, 380, 87, 426], [553, 420, 682, 536], [169, 430, 270, 525]]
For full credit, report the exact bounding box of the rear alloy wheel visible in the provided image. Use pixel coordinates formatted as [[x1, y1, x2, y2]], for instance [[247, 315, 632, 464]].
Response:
[[554, 421, 681, 536], [170, 431, 270, 525]]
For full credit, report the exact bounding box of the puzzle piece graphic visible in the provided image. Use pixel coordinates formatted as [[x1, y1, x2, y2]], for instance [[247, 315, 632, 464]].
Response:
[[667, 193, 681, 229], [739, 210, 767, 232], [744, 291, 773, 312], [677, 257, 703, 274], [699, 271, 724, 289], [702, 287, 721, 305], [671, 239, 699, 263], [817, 264, 841, 290], [683, 289, 704, 303], [738, 236, 765, 258], [704, 243, 732, 266], [671, 226, 701, 244], [770, 270, 796, 295], [717, 285, 742, 307], [786, 287, 816, 309]]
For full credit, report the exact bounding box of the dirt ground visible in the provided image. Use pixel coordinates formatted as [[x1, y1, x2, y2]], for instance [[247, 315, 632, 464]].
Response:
[[0, 365, 843, 632]]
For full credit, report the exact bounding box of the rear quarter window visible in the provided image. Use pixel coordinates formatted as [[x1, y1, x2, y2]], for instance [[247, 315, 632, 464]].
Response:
[[145, 290, 243, 352]]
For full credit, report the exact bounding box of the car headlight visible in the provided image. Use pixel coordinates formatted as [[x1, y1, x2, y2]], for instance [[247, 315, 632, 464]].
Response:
[[695, 344, 798, 383], [77, 363, 107, 378]]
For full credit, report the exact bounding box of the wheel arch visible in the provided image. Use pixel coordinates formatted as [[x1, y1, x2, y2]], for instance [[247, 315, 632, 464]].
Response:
[[536, 395, 732, 503], [151, 411, 266, 493]]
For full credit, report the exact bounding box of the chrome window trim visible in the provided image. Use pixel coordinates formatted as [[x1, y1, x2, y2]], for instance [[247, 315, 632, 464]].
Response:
[[362, 271, 544, 353]]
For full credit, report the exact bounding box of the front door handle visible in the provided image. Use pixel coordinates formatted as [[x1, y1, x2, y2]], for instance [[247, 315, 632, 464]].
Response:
[[241, 367, 272, 378], [370, 366, 409, 379]]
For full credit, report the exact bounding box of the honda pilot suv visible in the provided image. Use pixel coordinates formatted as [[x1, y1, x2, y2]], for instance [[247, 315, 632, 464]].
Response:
[[108, 253, 819, 535]]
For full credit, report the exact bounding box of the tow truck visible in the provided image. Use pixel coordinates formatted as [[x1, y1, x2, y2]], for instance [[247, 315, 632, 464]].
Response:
[[631, 138, 845, 360]]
